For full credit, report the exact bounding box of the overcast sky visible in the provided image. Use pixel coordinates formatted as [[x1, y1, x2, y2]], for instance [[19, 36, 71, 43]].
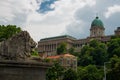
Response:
[[0, 0, 120, 42]]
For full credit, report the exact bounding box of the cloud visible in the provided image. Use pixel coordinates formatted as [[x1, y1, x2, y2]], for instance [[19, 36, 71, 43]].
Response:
[[0, 0, 15, 22], [66, 20, 88, 39], [0, 0, 40, 26], [105, 5, 120, 18], [65, 0, 96, 39], [25, 0, 93, 41], [66, 0, 120, 39], [0, 0, 120, 42], [104, 13, 120, 35]]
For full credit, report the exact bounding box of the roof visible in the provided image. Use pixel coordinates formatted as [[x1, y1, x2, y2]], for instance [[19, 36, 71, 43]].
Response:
[[63, 54, 75, 58], [47, 55, 60, 59], [40, 35, 76, 41], [91, 16, 104, 28], [117, 27, 120, 30], [47, 54, 76, 59]]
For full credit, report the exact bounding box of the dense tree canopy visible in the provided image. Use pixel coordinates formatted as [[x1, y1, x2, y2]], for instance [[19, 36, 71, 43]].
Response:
[[78, 39, 107, 66], [77, 65, 103, 80], [57, 42, 67, 55], [107, 38, 120, 58], [46, 62, 64, 80], [0, 25, 22, 42], [68, 47, 75, 54], [63, 69, 77, 80], [107, 55, 120, 80], [77, 38, 120, 80]]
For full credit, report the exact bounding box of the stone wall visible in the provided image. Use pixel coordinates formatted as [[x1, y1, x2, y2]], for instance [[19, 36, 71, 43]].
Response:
[[0, 60, 51, 80], [0, 31, 52, 80]]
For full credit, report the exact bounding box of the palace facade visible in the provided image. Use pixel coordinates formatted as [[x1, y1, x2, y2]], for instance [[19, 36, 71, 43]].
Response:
[[38, 16, 120, 56]]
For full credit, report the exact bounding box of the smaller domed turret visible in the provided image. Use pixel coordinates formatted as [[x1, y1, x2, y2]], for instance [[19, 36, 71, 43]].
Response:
[[90, 16, 105, 37]]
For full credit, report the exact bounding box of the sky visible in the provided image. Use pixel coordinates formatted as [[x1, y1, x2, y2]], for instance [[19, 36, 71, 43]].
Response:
[[0, 0, 120, 42]]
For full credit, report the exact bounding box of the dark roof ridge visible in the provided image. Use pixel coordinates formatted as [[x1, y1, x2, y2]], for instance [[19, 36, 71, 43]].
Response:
[[40, 35, 76, 41]]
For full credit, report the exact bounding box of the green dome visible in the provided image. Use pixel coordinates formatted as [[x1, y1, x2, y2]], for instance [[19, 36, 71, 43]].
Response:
[[91, 16, 104, 28]]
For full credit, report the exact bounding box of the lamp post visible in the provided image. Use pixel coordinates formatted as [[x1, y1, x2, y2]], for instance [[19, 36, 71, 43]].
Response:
[[104, 62, 111, 80]]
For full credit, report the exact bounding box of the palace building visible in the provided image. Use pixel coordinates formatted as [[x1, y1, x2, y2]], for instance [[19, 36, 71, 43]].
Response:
[[38, 16, 120, 56]]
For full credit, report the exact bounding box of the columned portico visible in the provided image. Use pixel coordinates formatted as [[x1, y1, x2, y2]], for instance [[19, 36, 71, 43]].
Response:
[[38, 35, 76, 56]]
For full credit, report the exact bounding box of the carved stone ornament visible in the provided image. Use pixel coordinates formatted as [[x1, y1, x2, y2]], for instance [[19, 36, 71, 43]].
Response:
[[0, 31, 36, 60]]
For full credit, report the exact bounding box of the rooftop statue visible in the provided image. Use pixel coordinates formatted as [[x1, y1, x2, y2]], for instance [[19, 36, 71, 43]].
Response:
[[0, 31, 37, 60]]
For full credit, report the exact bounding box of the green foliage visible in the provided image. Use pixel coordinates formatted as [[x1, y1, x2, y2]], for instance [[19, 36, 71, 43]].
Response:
[[78, 52, 94, 66], [31, 49, 39, 56], [78, 39, 107, 66], [68, 47, 79, 56], [63, 68, 77, 80], [0, 25, 21, 42], [107, 55, 120, 80], [44, 58, 51, 62], [111, 35, 120, 39], [57, 42, 67, 55], [77, 38, 120, 80], [107, 38, 120, 58], [68, 47, 74, 54], [46, 62, 64, 80], [91, 46, 107, 65], [89, 39, 99, 48], [77, 65, 103, 80]]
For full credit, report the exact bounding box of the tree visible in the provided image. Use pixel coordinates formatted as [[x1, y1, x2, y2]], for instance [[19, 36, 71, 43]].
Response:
[[107, 38, 120, 58], [0, 25, 21, 42], [78, 39, 107, 66], [89, 39, 99, 48], [63, 68, 77, 80], [68, 47, 79, 56], [77, 65, 103, 80], [91, 46, 107, 65], [78, 53, 94, 66], [90, 41, 107, 66], [57, 42, 67, 55], [46, 62, 64, 80], [107, 55, 120, 80], [68, 47, 74, 54], [78, 45, 94, 66]]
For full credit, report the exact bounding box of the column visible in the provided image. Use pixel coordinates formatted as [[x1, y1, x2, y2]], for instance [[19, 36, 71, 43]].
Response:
[[50, 44, 52, 52]]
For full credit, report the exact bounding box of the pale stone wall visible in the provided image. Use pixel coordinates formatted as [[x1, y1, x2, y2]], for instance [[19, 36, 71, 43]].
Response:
[[90, 27, 105, 37], [38, 37, 74, 56]]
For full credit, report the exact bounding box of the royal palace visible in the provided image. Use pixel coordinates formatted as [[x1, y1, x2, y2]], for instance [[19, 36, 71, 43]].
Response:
[[38, 16, 120, 56]]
